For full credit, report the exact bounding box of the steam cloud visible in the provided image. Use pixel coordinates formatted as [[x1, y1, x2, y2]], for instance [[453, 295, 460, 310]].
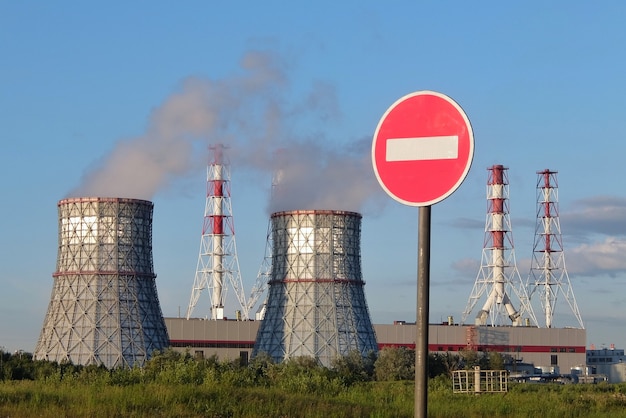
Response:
[[69, 50, 383, 214]]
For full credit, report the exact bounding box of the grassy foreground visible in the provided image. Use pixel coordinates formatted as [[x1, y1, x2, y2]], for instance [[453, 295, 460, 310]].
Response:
[[3, 349, 626, 417], [5, 379, 410, 417], [3, 379, 626, 417]]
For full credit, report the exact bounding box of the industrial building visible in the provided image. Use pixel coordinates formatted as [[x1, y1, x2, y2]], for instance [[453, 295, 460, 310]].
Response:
[[586, 346, 626, 383], [165, 318, 586, 374]]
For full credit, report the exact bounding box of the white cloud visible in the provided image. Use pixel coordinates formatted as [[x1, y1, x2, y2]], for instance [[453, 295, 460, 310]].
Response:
[[451, 258, 480, 276], [566, 237, 626, 276], [562, 196, 626, 237]]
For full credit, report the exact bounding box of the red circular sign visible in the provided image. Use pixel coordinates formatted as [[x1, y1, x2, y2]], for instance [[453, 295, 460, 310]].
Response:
[[372, 91, 474, 206]]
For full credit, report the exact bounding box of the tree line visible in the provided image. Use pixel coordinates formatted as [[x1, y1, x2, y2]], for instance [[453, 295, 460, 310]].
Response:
[[0, 346, 505, 386]]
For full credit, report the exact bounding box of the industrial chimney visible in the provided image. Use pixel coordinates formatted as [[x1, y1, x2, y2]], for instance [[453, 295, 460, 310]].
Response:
[[34, 197, 169, 368], [461, 165, 537, 327], [253, 210, 378, 367], [527, 169, 584, 329]]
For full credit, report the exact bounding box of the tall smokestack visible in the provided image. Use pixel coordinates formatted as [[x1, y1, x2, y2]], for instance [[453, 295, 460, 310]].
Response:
[[461, 165, 537, 327], [253, 210, 378, 367], [186, 144, 248, 320], [34, 198, 169, 368], [528, 169, 584, 329]]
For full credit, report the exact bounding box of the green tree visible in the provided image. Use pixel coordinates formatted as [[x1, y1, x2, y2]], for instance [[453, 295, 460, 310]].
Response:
[[374, 347, 414, 381], [459, 348, 478, 369], [3, 351, 37, 380], [432, 352, 463, 377], [487, 351, 505, 370], [331, 350, 374, 385], [248, 351, 274, 386]]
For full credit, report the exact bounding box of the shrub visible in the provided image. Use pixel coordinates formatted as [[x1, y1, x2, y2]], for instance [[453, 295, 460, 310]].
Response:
[[374, 347, 414, 381], [331, 350, 375, 386]]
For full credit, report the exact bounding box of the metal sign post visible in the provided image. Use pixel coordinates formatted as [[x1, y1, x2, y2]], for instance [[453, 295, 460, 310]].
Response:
[[416, 206, 431, 418], [372, 91, 474, 418]]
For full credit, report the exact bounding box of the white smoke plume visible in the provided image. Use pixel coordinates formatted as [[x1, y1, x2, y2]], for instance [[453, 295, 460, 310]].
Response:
[[69, 50, 383, 214]]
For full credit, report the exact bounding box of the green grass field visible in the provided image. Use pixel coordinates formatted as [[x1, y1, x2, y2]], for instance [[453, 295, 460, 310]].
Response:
[[2, 349, 626, 417], [3, 377, 626, 417]]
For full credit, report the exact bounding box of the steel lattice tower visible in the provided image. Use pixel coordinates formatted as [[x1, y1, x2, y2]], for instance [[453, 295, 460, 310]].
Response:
[[34, 197, 169, 368], [245, 150, 285, 320], [253, 210, 378, 367], [246, 219, 272, 320], [186, 144, 248, 320], [527, 169, 584, 328], [462, 165, 538, 327]]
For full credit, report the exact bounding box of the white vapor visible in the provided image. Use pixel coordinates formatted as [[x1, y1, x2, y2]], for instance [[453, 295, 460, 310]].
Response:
[[68, 50, 383, 213]]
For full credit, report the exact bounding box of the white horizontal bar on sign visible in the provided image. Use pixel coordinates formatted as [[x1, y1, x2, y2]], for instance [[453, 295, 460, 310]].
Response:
[[386, 135, 459, 162]]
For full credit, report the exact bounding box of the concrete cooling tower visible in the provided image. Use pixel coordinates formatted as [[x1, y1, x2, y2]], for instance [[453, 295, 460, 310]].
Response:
[[34, 197, 169, 368], [253, 210, 378, 367]]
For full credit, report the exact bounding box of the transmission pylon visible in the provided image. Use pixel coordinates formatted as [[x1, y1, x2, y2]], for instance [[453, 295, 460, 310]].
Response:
[[527, 169, 584, 328], [186, 144, 248, 320], [462, 165, 538, 327]]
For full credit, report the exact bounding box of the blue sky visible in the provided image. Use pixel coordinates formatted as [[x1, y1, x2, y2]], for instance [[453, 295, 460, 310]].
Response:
[[2, 2, 626, 353]]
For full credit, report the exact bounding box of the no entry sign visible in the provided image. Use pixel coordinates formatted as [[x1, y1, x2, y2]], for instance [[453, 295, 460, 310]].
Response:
[[372, 91, 474, 206]]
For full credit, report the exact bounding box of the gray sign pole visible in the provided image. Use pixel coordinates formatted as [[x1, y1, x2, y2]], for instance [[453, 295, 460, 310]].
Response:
[[415, 205, 431, 418], [371, 91, 473, 418]]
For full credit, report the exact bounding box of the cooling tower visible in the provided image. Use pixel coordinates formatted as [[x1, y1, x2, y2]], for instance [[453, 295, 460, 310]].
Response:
[[253, 210, 378, 367], [34, 197, 169, 368]]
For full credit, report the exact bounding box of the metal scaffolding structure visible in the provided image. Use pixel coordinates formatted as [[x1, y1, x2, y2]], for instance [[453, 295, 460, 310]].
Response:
[[527, 169, 584, 329], [186, 144, 248, 320], [245, 150, 286, 320], [253, 210, 378, 367], [462, 165, 538, 327], [34, 197, 169, 368], [246, 219, 272, 320]]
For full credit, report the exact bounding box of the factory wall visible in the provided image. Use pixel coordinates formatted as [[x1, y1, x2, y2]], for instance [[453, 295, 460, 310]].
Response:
[[375, 323, 586, 373], [165, 317, 257, 363], [165, 317, 586, 373]]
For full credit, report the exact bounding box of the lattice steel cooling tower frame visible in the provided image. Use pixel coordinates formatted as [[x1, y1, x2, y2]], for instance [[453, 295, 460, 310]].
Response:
[[34, 197, 169, 368], [253, 210, 378, 367]]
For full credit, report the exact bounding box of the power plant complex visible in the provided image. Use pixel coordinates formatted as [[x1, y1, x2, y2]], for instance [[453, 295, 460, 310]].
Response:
[[34, 145, 594, 377]]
